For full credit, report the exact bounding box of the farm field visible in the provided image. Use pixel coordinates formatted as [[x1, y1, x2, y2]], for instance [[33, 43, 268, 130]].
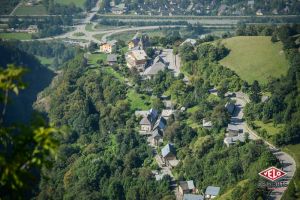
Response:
[[54, 0, 85, 8], [0, 32, 32, 40], [220, 36, 289, 84], [13, 4, 47, 15]]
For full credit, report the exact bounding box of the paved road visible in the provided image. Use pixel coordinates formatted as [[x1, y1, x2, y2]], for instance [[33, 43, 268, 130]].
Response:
[[231, 92, 296, 200], [19, 0, 185, 47], [10, 2, 22, 16], [22, 25, 186, 47]]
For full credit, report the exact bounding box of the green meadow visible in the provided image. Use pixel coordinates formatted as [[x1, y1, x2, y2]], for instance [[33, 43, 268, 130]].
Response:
[[220, 36, 289, 84]]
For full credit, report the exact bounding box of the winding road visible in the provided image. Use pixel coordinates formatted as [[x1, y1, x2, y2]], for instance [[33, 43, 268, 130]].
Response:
[[231, 92, 296, 200]]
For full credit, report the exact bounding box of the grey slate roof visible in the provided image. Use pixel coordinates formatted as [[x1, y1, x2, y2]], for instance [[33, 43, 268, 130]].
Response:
[[227, 124, 239, 132], [107, 54, 117, 62], [224, 133, 246, 146], [143, 61, 167, 76], [179, 180, 195, 190], [183, 194, 204, 200], [161, 143, 176, 158], [205, 186, 220, 196]]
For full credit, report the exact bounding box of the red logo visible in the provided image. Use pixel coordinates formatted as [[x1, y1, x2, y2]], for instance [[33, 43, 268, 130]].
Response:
[[259, 167, 287, 182]]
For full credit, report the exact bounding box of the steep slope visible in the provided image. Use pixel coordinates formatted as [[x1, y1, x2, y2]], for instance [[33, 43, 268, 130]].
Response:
[[0, 42, 55, 124]]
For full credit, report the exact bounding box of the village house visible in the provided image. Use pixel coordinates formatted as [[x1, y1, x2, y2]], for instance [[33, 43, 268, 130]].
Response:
[[161, 143, 176, 165], [205, 186, 220, 199], [100, 40, 117, 54], [202, 119, 212, 129], [183, 194, 204, 200], [142, 55, 168, 78], [153, 116, 167, 131], [161, 109, 174, 119], [140, 115, 152, 132], [139, 108, 158, 133], [227, 124, 241, 135], [27, 25, 39, 34], [126, 49, 148, 71], [106, 54, 118, 65], [225, 102, 235, 115], [256, 9, 263, 16], [111, 3, 127, 14], [128, 32, 150, 50], [178, 180, 196, 195], [224, 133, 246, 147]]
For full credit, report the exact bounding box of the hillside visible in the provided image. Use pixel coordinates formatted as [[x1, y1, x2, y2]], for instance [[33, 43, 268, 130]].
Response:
[[0, 42, 55, 124], [219, 36, 289, 84]]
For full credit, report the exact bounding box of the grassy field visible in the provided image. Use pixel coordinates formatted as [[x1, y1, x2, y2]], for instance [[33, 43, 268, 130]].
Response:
[[253, 120, 284, 136], [215, 179, 249, 200], [87, 53, 107, 65], [85, 23, 94, 32], [54, 0, 85, 8], [0, 32, 32, 40], [127, 89, 151, 111], [36, 56, 54, 66], [13, 4, 47, 15], [220, 36, 289, 84]]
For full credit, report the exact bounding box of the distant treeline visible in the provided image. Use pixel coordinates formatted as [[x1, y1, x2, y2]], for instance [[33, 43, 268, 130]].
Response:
[[98, 18, 189, 27]]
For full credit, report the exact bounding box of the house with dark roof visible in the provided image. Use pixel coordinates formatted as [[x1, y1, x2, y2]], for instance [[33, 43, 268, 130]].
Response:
[[153, 116, 167, 131], [128, 32, 150, 50], [149, 129, 163, 146], [205, 186, 220, 199], [178, 180, 196, 195], [107, 54, 118, 65], [225, 102, 235, 115], [142, 55, 168, 78]]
